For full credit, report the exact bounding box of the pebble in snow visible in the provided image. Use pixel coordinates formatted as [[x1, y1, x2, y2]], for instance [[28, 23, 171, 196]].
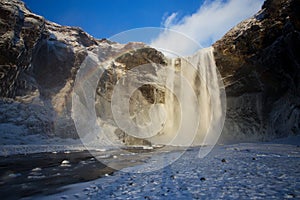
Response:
[[60, 160, 71, 167]]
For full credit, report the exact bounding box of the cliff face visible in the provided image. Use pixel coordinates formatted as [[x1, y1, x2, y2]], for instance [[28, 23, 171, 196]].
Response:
[[0, 0, 100, 138], [213, 0, 300, 142], [95, 47, 166, 145], [1, 0, 299, 144], [0, 0, 166, 142]]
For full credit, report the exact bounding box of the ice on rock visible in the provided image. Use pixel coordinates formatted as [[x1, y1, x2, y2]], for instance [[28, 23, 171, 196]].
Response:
[[32, 167, 42, 171], [8, 173, 21, 178], [61, 160, 71, 167]]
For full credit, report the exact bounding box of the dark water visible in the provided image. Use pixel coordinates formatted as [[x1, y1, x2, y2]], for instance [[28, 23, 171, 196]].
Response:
[[0, 147, 169, 200], [0, 150, 117, 199]]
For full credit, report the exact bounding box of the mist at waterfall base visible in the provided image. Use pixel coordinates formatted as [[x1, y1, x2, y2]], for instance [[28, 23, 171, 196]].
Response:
[[141, 47, 226, 147], [72, 46, 226, 151]]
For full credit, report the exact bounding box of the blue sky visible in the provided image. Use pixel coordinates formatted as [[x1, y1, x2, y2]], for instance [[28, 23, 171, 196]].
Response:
[[23, 0, 264, 55], [23, 0, 202, 39]]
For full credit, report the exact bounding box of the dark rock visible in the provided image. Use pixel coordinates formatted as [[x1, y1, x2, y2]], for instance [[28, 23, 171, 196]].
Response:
[[0, 0, 166, 142], [200, 177, 206, 181], [115, 48, 166, 70], [0, 0, 110, 139], [221, 158, 227, 163], [128, 182, 134, 186], [214, 0, 300, 142]]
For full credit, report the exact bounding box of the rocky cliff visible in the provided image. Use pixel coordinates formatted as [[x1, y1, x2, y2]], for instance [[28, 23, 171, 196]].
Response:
[[213, 0, 300, 142], [0, 0, 98, 139], [0, 0, 166, 143], [0, 0, 299, 144]]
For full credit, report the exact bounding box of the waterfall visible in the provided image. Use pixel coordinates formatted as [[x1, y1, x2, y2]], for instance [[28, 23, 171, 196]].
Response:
[[72, 45, 225, 148], [149, 46, 225, 146]]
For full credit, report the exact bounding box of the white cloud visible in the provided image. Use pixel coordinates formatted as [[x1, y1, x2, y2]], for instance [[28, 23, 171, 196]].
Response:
[[162, 12, 178, 28], [150, 0, 264, 57]]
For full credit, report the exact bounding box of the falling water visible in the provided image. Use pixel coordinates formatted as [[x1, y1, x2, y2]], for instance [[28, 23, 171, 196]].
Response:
[[149, 46, 224, 146], [72, 46, 225, 148]]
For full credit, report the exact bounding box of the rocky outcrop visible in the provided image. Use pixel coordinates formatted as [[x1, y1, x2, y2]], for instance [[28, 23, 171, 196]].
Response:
[[1, 0, 299, 144], [0, 0, 166, 142], [213, 0, 300, 142], [95, 47, 167, 146], [0, 0, 103, 138]]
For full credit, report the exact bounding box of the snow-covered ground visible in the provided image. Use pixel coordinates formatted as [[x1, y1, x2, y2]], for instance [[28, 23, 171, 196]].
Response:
[[0, 131, 84, 156], [29, 137, 300, 200]]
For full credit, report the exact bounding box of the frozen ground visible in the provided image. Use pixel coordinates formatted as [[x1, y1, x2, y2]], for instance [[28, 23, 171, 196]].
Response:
[[30, 138, 300, 200], [0, 124, 85, 156], [0, 135, 84, 156]]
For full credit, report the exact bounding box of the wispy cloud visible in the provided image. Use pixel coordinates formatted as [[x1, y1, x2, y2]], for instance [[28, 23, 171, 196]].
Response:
[[162, 12, 178, 28], [150, 0, 264, 56]]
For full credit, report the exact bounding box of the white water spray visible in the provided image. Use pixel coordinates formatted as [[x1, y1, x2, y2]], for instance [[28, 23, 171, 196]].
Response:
[[148, 46, 225, 146]]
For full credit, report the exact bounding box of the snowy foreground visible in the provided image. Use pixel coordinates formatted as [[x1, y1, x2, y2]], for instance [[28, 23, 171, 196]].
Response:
[[27, 137, 300, 200]]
